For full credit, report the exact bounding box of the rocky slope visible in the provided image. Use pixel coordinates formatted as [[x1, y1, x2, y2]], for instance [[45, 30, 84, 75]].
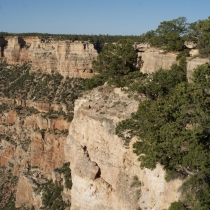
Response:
[[0, 82, 183, 210], [0, 99, 71, 209], [0, 39, 209, 209]]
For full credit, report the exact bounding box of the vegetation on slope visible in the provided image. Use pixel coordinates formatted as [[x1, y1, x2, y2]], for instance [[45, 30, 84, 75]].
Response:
[[0, 63, 78, 209], [1, 15, 210, 209], [84, 18, 210, 208], [0, 61, 85, 121], [40, 163, 72, 210], [85, 38, 145, 89], [115, 54, 210, 209]]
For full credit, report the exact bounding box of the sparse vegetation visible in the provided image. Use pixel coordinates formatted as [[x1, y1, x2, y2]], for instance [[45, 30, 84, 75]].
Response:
[[54, 162, 72, 189], [0, 62, 85, 122], [41, 180, 69, 210]]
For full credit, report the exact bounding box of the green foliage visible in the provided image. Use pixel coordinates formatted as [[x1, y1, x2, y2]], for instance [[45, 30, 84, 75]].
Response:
[[193, 62, 210, 87], [146, 17, 188, 51], [0, 103, 8, 113], [1, 201, 18, 210], [181, 173, 210, 209], [195, 17, 210, 57], [116, 61, 210, 208], [130, 175, 141, 188], [169, 201, 187, 210], [0, 62, 85, 121], [85, 39, 140, 89], [127, 57, 187, 100], [41, 180, 69, 210], [54, 162, 72, 189], [140, 16, 210, 56], [184, 16, 210, 57]]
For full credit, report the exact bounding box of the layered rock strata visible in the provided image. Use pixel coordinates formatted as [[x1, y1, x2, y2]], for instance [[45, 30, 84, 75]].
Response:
[[3, 36, 98, 78]]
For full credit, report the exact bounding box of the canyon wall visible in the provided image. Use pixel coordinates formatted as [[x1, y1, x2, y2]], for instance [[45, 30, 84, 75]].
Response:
[[0, 84, 183, 209], [65, 85, 183, 210], [137, 45, 209, 78], [3, 36, 98, 78], [1, 38, 209, 209], [1, 37, 209, 79], [0, 98, 71, 209]]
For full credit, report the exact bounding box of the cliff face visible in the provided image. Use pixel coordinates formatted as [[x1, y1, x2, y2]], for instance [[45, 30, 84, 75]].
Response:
[[138, 47, 178, 74], [187, 57, 210, 80], [137, 44, 209, 79], [1, 39, 209, 209], [2, 37, 208, 79], [0, 98, 70, 209], [3, 36, 98, 78], [65, 85, 182, 210]]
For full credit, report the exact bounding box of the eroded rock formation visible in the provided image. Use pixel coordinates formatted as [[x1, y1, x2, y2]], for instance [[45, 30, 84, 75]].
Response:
[[4, 36, 98, 78], [2, 37, 209, 80], [65, 85, 183, 210], [0, 99, 70, 209], [0, 38, 209, 209]]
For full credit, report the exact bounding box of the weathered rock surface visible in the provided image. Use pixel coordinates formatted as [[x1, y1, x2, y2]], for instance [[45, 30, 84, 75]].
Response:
[[138, 48, 178, 74], [15, 174, 42, 209], [65, 85, 182, 210], [187, 57, 210, 80], [1, 38, 209, 209], [138, 46, 209, 81], [0, 99, 70, 209], [3, 37, 209, 81], [4, 36, 98, 78]]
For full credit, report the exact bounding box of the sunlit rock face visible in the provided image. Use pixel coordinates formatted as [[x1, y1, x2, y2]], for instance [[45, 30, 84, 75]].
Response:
[[4, 36, 98, 78], [0, 98, 70, 209], [138, 46, 208, 81], [3, 36, 208, 80], [65, 85, 183, 210]]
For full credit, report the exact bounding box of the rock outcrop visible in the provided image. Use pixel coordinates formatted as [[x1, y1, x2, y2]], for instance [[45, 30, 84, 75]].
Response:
[[65, 85, 182, 210], [1, 38, 209, 209], [3, 36, 98, 78], [138, 47, 178, 74], [137, 46, 209, 81]]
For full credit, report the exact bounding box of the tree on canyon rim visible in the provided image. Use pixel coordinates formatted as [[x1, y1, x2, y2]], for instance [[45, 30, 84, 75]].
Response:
[[85, 39, 140, 89]]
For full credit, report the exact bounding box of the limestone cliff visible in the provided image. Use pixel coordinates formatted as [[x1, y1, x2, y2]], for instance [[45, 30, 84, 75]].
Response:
[[3, 36, 98, 78], [65, 85, 182, 210]]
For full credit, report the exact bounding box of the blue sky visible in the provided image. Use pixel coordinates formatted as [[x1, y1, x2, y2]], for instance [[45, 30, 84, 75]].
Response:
[[0, 0, 209, 35]]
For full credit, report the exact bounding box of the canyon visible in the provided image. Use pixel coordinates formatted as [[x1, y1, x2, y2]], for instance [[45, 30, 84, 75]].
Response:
[[0, 37, 209, 209]]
